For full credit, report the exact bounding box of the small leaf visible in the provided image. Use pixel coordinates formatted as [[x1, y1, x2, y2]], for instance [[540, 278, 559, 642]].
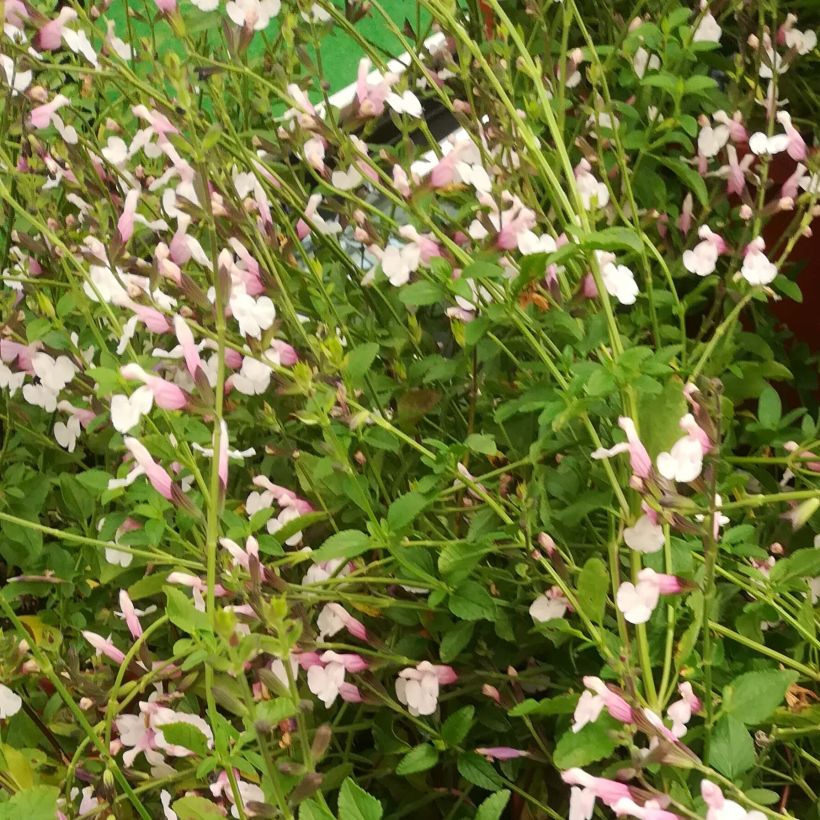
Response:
[[722, 669, 798, 725], [465, 433, 497, 455], [757, 385, 782, 428], [769, 549, 820, 582], [299, 800, 337, 820], [399, 281, 444, 306], [457, 752, 505, 789], [552, 722, 617, 769], [346, 343, 380, 382], [683, 75, 718, 94], [582, 227, 643, 253], [337, 778, 383, 820], [396, 743, 439, 775], [312, 530, 371, 562], [475, 790, 511, 820], [158, 722, 209, 756], [439, 620, 475, 662], [387, 492, 428, 531], [441, 705, 475, 747], [656, 156, 709, 207], [577, 558, 609, 624], [448, 581, 494, 621], [461, 260, 504, 280], [0, 785, 59, 820], [165, 587, 211, 634], [172, 796, 225, 820], [709, 715, 755, 778]]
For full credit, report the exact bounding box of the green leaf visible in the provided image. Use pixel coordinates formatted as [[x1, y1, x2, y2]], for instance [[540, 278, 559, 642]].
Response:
[[552, 722, 617, 769], [709, 715, 755, 778], [165, 587, 211, 634], [465, 433, 498, 455], [640, 72, 681, 93], [508, 694, 578, 717], [0, 785, 59, 820], [299, 800, 337, 820], [338, 778, 383, 820], [312, 530, 371, 562], [387, 492, 428, 531], [448, 581, 494, 621], [461, 260, 504, 280], [656, 156, 709, 207], [722, 669, 798, 724], [683, 75, 718, 94], [439, 620, 475, 662], [399, 281, 444, 306], [441, 705, 475, 747], [172, 796, 225, 819], [577, 557, 609, 624], [475, 790, 511, 820], [769, 549, 820, 582], [158, 722, 209, 756], [582, 227, 643, 253], [396, 743, 439, 775], [457, 752, 505, 789], [757, 386, 782, 428], [346, 343, 380, 382]]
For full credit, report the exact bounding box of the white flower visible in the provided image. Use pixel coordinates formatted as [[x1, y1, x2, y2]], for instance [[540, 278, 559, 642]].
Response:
[[572, 690, 605, 733], [623, 514, 664, 553], [396, 665, 439, 716], [226, 0, 280, 30], [693, 12, 721, 43], [22, 383, 59, 413], [303, 137, 325, 171], [63, 28, 98, 67], [386, 90, 423, 118], [230, 290, 276, 339], [331, 166, 364, 191], [0, 362, 25, 395], [529, 591, 568, 623], [32, 352, 76, 392], [698, 124, 730, 158], [110, 386, 154, 433], [657, 435, 703, 482], [307, 661, 346, 707], [569, 786, 596, 820], [0, 54, 32, 94], [759, 47, 787, 79], [576, 167, 610, 209], [785, 27, 817, 55], [741, 238, 777, 285], [616, 577, 660, 624], [599, 256, 639, 306], [0, 683, 22, 718], [633, 47, 660, 78], [317, 603, 346, 639], [191, 0, 219, 9], [54, 414, 81, 452], [267, 505, 304, 546], [232, 356, 272, 395], [748, 131, 790, 157], [517, 230, 557, 256], [381, 243, 421, 287]]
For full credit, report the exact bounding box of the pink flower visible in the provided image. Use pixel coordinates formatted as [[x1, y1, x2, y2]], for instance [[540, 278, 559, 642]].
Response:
[[562, 768, 631, 808], [35, 7, 78, 50], [657, 431, 704, 483], [117, 189, 140, 242], [701, 780, 766, 820], [776, 111, 807, 161], [82, 631, 126, 664], [153, 0, 177, 12], [666, 682, 701, 737], [613, 797, 679, 820], [683, 226, 728, 277], [579, 677, 634, 727], [123, 436, 174, 500], [117, 590, 143, 639], [120, 364, 187, 410], [396, 662, 457, 716], [355, 58, 397, 118], [216, 419, 229, 490], [475, 747, 528, 760], [30, 94, 70, 129], [591, 417, 651, 480], [173, 316, 202, 378], [219, 535, 259, 570], [678, 193, 693, 235], [317, 603, 368, 642]]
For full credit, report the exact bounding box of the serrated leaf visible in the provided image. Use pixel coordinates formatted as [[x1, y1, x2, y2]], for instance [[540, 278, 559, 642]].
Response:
[[387, 492, 428, 531], [0, 785, 59, 820], [457, 752, 504, 789], [300, 799, 337, 820], [346, 343, 380, 382], [582, 227, 643, 253], [448, 581, 494, 621], [709, 715, 755, 778], [722, 669, 798, 725], [439, 620, 475, 662], [465, 433, 497, 455], [312, 530, 371, 562], [158, 722, 209, 756], [172, 795, 225, 819], [337, 778, 382, 820], [441, 705, 475, 747], [475, 790, 511, 820], [769, 549, 820, 582], [165, 586, 211, 634], [399, 281, 444, 306], [396, 743, 439, 775], [552, 722, 617, 769]]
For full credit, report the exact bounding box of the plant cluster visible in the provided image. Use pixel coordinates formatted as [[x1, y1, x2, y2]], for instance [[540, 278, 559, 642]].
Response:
[[0, 0, 818, 818]]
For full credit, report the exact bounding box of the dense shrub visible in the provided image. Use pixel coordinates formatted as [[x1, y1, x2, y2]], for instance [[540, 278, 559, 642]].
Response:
[[0, 0, 818, 818]]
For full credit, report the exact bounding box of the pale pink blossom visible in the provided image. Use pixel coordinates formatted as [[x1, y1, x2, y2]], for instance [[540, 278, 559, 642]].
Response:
[[123, 436, 174, 500], [741, 237, 777, 285], [657, 432, 704, 483], [683, 226, 728, 276], [624, 512, 664, 554], [475, 747, 528, 760], [30, 94, 71, 129], [775, 111, 807, 161], [529, 587, 570, 622], [82, 631, 126, 664], [317, 603, 368, 641], [117, 189, 140, 243], [396, 662, 457, 716], [120, 364, 187, 410], [35, 7, 78, 50], [701, 780, 766, 820], [666, 682, 701, 737], [574, 677, 634, 731], [117, 590, 143, 639]]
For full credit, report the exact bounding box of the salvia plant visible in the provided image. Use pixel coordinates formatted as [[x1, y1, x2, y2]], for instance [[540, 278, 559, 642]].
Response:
[[0, 0, 818, 817]]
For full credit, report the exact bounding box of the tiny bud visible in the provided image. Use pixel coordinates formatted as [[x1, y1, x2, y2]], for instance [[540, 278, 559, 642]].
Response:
[[778, 196, 794, 211], [353, 450, 366, 466], [79, 697, 93, 710], [739, 204, 753, 220], [571, 47, 584, 64], [628, 16, 642, 31], [17, 639, 29, 653], [770, 541, 784, 555], [803, 226, 813, 238], [507, 665, 518, 678], [747, 33, 760, 48]]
